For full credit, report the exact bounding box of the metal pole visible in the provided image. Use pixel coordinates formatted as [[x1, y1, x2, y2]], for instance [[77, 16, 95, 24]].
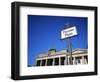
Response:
[[68, 37, 73, 65], [65, 54, 68, 65]]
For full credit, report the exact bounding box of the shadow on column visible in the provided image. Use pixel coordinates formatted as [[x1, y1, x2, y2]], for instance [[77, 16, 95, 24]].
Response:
[[36, 60, 41, 66], [47, 59, 53, 66], [61, 57, 65, 65], [41, 60, 46, 66], [55, 58, 59, 65]]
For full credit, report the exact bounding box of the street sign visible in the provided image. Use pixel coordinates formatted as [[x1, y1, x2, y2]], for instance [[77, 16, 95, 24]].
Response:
[[61, 26, 77, 39]]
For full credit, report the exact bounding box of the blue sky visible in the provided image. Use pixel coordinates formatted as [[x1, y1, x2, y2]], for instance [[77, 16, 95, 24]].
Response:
[[28, 15, 88, 66]]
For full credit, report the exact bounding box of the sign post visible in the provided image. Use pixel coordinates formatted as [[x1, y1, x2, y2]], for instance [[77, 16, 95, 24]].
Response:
[[67, 37, 73, 65], [61, 25, 77, 65]]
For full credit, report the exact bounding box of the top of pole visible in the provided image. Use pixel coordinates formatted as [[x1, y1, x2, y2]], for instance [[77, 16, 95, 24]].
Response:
[[63, 23, 75, 29]]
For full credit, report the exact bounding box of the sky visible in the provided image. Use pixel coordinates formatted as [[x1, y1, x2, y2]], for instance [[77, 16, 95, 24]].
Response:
[[28, 15, 88, 66]]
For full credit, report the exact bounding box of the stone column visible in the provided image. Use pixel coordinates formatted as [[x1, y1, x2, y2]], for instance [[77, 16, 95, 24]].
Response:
[[67, 57, 70, 65], [40, 60, 42, 66], [36, 60, 38, 66], [59, 57, 61, 65], [65, 56, 68, 65], [82, 56, 85, 64], [84, 58, 87, 64], [73, 57, 76, 65]]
